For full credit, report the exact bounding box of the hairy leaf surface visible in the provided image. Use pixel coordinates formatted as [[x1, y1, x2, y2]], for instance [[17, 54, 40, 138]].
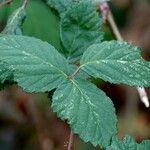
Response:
[[52, 79, 117, 147], [0, 35, 70, 92], [2, 6, 26, 35], [106, 136, 136, 150], [80, 41, 150, 87], [60, 0, 103, 61]]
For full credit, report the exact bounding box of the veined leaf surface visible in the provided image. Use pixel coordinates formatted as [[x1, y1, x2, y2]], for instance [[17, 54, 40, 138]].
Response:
[[47, 0, 72, 15], [0, 61, 13, 83], [2, 6, 26, 35], [0, 35, 70, 92], [60, 0, 103, 61], [80, 41, 150, 87], [52, 79, 117, 147]]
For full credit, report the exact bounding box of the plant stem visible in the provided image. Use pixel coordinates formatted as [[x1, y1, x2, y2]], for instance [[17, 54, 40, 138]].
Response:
[[69, 67, 81, 80], [107, 11, 123, 41], [67, 131, 74, 150], [99, 2, 149, 108], [0, 0, 13, 8]]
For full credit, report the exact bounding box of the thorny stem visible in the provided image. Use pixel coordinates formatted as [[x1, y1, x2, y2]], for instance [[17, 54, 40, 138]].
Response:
[[0, 0, 13, 8], [67, 131, 74, 150], [69, 67, 81, 80], [99, 2, 149, 108]]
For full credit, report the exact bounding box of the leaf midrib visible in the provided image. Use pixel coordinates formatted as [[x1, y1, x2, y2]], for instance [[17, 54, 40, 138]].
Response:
[[70, 79, 115, 143], [70, 80, 101, 125], [21, 49, 68, 78], [7, 6, 24, 28], [2, 46, 68, 78]]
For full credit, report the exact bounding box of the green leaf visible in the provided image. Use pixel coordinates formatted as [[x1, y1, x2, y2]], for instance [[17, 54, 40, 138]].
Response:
[[60, 0, 104, 61], [106, 136, 136, 150], [0, 61, 13, 83], [2, 6, 26, 35], [137, 140, 150, 150], [46, 0, 73, 15], [80, 41, 150, 87], [52, 79, 117, 147], [0, 35, 70, 92]]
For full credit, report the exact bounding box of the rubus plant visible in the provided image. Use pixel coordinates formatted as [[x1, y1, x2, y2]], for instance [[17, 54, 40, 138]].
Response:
[[0, 0, 150, 149]]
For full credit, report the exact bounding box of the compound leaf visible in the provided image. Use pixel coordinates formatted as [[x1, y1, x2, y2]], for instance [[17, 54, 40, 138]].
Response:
[[106, 136, 136, 150], [0, 35, 70, 92], [80, 41, 150, 87], [60, 0, 104, 61], [52, 79, 117, 147]]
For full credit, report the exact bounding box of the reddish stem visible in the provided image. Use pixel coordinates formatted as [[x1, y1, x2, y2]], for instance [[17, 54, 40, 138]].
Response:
[[67, 131, 74, 150]]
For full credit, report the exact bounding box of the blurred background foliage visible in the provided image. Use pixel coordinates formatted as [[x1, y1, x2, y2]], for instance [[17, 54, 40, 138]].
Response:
[[0, 0, 150, 150]]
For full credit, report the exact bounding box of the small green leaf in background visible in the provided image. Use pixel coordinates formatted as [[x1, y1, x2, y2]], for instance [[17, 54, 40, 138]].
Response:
[[52, 79, 117, 148], [2, 5, 26, 35], [80, 41, 150, 87], [23, 0, 62, 51], [0, 0, 62, 51], [106, 136, 136, 150], [0, 35, 70, 92], [60, 0, 104, 61], [0, 2, 27, 88]]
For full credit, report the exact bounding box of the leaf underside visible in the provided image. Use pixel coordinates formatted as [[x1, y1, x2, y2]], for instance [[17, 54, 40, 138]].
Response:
[[80, 41, 150, 87], [52, 79, 117, 147]]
